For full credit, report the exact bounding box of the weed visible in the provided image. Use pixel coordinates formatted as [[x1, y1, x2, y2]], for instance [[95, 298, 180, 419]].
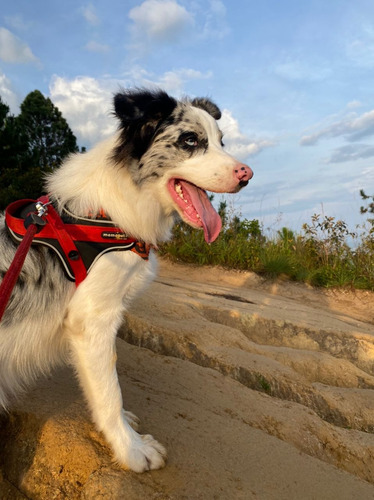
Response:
[[256, 374, 272, 394], [159, 191, 374, 291]]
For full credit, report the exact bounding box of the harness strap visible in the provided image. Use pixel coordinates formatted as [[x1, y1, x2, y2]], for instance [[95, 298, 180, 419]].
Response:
[[5, 196, 151, 287], [41, 199, 88, 285]]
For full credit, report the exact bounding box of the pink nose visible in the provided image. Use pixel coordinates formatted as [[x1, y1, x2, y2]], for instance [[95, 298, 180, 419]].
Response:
[[234, 163, 253, 185]]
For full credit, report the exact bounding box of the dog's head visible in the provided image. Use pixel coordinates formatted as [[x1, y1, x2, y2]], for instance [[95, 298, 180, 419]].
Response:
[[113, 89, 253, 243]]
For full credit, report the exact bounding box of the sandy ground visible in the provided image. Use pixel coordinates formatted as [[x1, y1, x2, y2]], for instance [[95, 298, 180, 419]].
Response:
[[2, 258, 374, 499]]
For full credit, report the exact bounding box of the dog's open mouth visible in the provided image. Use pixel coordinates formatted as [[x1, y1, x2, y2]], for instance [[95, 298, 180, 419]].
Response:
[[168, 179, 222, 243]]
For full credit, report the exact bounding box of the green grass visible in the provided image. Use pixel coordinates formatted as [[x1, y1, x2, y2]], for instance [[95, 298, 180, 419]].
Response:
[[159, 205, 374, 291]]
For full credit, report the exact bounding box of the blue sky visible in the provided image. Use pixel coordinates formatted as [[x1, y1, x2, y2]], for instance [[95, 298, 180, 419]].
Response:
[[1, 0, 374, 234]]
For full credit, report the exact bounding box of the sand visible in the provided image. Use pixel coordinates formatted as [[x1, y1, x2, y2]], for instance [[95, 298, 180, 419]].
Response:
[[1, 258, 374, 499]]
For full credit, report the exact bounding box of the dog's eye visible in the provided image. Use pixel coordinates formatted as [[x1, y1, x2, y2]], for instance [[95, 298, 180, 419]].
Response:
[[179, 132, 199, 150], [184, 134, 198, 148], [185, 137, 198, 147]]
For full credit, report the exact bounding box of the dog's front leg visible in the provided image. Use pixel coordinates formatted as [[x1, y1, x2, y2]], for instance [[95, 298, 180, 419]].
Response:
[[64, 261, 166, 473]]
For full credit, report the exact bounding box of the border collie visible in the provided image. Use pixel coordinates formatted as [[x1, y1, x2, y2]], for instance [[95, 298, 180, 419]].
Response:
[[0, 89, 253, 472]]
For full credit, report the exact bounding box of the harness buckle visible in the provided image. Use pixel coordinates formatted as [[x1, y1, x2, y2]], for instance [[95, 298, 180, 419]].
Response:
[[35, 200, 51, 218], [24, 200, 51, 232]]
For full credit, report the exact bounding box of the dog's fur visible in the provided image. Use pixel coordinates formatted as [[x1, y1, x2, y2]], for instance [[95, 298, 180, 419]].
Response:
[[0, 89, 252, 472]]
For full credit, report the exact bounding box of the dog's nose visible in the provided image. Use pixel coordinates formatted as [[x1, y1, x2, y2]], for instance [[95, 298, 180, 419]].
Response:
[[234, 164, 253, 185]]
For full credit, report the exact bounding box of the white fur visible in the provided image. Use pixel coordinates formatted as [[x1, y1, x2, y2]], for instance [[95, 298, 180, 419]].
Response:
[[49, 135, 175, 245], [0, 96, 252, 472]]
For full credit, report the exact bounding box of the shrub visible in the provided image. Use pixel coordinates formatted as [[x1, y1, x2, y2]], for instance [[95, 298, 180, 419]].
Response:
[[159, 193, 374, 291]]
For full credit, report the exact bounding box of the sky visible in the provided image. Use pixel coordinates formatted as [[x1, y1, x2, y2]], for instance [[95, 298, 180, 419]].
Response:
[[1, 0, 374, 235]]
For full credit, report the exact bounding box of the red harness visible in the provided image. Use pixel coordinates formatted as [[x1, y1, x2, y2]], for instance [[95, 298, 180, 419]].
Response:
[[5, 195, 151, 287]]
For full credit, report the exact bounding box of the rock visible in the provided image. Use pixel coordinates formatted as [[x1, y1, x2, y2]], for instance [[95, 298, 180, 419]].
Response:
[[2, 259, 374, 499]]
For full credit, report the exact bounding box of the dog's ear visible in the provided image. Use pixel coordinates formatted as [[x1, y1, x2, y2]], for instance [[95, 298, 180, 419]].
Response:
[[114, 89, 177, 124], [113, 89, 177, 161], [191, 97, 221, 120]]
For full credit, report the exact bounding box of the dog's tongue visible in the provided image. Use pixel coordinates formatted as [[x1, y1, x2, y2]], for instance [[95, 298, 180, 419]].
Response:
[[179, 180, 222, 243]]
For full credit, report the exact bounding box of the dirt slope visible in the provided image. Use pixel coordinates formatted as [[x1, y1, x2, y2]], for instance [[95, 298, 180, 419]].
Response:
[[2, 259, 374, 499]]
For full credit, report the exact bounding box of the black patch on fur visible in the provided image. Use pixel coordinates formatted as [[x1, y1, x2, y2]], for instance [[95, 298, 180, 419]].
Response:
[[191, 97, 222, 120], [176, 109, 185, 122], [112, 89, 178, 162]]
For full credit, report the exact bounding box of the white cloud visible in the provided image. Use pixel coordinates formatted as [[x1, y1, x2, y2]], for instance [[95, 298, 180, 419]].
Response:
[[300, 109, 374, 146], [122, 66, 213, 95], [128, 0, 194, 53], [347, 100, 362, 110], [84, 40, 110, 54], [202, 0, 230, 39], [274, 57, 331, 83], [0, 71, 20, 112], [239, 160, 371, 234], [155, 68, 212, 94], [48, 68, 214, 146], [81, 4, 100, 26], [219, 109, 275, 161], [49, 76, 117, 147], [48, 74, 272, 160], [327, 144, 374, 164], [0, 27, 39, 64], [127, 0, 230, 56], [4, 15, 30, 32], [346, 24, 374, 68]]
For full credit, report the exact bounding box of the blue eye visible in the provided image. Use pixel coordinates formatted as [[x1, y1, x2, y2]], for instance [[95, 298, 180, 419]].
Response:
[[185, 137, 198, 147], [178, 132, 199, 150]]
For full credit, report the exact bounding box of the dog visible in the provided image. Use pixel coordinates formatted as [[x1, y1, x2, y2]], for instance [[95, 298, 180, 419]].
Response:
[[0, 89, 253, 472]]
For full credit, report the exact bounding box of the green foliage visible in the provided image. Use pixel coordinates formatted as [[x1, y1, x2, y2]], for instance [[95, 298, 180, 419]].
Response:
[[256, 374, 272, 394], [161, 195, 374, 291], [0, 97, 31, 207], [0, 91, 78, 209], [161, 200, 265, 270], [18, 90, 78, 170], [360, 189, 374, 232]]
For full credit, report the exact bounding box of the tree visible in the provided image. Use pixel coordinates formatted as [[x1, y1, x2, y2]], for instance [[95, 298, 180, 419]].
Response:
[[360, 189, 374, 215], [0, 97, 9, 125], [0, 91, 79, 208], [0, 97, 30, 208], [360, 189, 374, 233], [17, 90, 78, 171]]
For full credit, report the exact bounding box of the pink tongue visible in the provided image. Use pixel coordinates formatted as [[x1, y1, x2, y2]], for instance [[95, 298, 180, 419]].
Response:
[[179, 181, 222, 243]]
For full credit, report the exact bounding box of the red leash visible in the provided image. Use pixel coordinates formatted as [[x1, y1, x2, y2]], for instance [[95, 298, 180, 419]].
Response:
[[0, 200, 47, 322], [0, 223, 38, 321]]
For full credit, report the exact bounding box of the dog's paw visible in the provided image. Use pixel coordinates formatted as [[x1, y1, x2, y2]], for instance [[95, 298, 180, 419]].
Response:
[[122, 434, 167, 473], [122, 410, 140, 431]]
